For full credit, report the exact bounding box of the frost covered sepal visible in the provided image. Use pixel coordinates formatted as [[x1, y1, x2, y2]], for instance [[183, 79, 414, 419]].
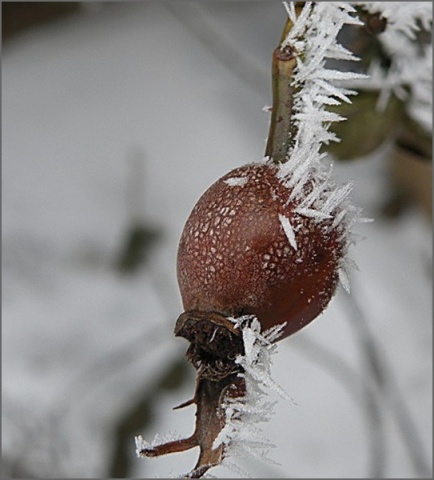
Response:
[[134, 313, 290, 478], [213, 317, 297, 474], [134, 311, 245, 477]]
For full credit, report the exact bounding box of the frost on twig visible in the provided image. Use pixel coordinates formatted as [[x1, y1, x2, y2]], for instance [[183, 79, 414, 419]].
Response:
[[264, 2, 367, 291]]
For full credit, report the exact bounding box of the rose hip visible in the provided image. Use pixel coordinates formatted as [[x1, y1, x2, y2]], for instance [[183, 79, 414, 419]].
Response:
[[177, 161, 344, 340]]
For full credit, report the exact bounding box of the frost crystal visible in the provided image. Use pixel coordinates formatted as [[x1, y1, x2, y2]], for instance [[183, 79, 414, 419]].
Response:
[[278, 214, 298, 251], [135, 431, 181, 458], [352, 2, 433, 131], [214, 316, 295, 472], [134, 435, 147, 457]]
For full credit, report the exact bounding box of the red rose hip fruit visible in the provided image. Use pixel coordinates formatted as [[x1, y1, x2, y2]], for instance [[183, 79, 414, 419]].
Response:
[[177, 162, 346, 341]]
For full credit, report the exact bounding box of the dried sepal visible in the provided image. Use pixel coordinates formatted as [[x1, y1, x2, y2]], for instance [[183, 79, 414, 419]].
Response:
[[136, 315, 247, 478]]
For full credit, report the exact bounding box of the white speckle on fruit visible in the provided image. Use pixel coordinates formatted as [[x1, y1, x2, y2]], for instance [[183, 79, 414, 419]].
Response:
[[224, 176, 249, 187]]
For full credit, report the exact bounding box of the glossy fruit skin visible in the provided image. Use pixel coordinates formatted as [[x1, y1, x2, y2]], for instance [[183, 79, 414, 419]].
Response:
[[177, 162, 344, 341]]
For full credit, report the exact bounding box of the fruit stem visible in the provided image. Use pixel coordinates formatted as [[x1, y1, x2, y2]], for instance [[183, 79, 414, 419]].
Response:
[[137, 375, 244, 478], [264, 46, 298, 164], [265, 5, 303, 165]]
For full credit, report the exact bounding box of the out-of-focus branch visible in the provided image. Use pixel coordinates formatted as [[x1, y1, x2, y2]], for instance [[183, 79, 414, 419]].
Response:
[[288, 332, 387, 478], [341, 282, 432, 478]]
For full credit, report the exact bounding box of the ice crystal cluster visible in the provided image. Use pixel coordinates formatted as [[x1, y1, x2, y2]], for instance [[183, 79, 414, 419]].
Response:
[[267, 2, 367, 292], [212, 316, 291, 476], [354, 2, 433, 131], [278, 1, 364, 178]]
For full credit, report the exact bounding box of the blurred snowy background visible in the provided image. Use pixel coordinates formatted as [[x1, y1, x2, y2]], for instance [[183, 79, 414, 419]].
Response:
[[2, 2, 432, 478]]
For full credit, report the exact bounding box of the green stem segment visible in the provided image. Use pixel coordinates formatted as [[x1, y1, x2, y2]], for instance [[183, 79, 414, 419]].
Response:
[[264, 45, 298, 164], [265, 7, 303, 165]]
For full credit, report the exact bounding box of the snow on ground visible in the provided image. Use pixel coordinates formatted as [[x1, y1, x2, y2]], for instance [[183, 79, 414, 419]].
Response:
[[2, 2, 432, 478]]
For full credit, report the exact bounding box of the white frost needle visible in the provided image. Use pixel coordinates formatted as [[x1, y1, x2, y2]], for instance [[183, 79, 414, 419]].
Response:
[[278, 214, 298, 251]]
